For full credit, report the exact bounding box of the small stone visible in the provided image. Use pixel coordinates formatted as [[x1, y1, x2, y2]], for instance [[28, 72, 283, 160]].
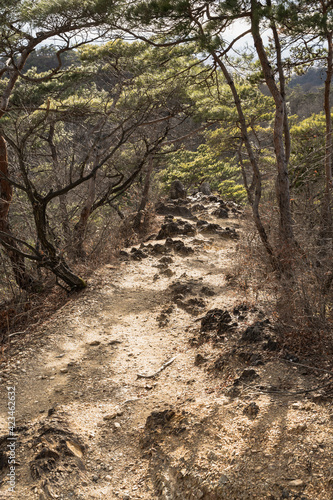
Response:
[[114, 422, 121, 429], [60, 368, 68, 374], [218, 474, 229, 485], [289, 479, 304, 487], [207, 451, 218, 461], [243, 402, 260, 418], [104, 413, 118, 421], [89, 340, 101, 346], [105, 475, 112, 481]]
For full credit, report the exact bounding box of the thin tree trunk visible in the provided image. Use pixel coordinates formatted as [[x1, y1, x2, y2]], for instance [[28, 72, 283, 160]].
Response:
[[251, 0, 295, 248], [133, 157, 154, 232], [212, 51, 278, 269], [322, 31, 333, 239], [73, 172, 96, 258]]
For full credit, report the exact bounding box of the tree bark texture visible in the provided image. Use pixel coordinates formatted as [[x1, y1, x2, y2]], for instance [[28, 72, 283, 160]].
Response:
[[251, 0, 295, 248], [212, 51, 277, 269], [73, 173, 96, 258], [133, 157, 154, 232], [322, 31, 333, 239]]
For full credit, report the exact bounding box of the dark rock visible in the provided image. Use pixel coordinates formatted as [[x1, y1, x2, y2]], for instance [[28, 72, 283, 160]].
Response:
[[156, 220, 195, 240], [200, 286, 215, 296], [170, 180, 186, 199], [213, 356, 225, 371], [238, 369, 259, 382], [160, 268, 173, 277], [155, 202, 193, 219], [217, 227, 239, 239], [212, 208, 229, 218], [283, 353, 300, 363], [165, 238, 194, 255], [131, 249, 148, 260], [208, 195, 219, 202], [156, 221, 180, 239], [198, 223, 221, 233], [191, 203, 205, 212], [233, 304, 248, 315], [218, 474, 229, 485], [119, 250, 129, 257], [196, 219, 209, 227], [159, 256, 173, 265], [262, 338, 279, 351], [199, 182, 211, 195], [145, 410, 175, 429], [241, 322, 264, 342], [175, 198, 189, 205], [243, 402, 259, 418], [183, 222, 196, 235], [250, 354, 264, 366], [152, 243, 168, 254], [176, 244, 194, 255], [194, 354, 208, 366], [170, 282, 192, 296], [165, 237, 175, 248], [201, 309, 232, 333], [226, 386, 241, 398]]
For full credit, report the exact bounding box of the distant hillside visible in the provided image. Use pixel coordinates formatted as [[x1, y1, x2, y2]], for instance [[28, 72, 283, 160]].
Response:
[[289, 67, 326, 92], [287, 68, 329, 118], [23, 46, 80, 73]]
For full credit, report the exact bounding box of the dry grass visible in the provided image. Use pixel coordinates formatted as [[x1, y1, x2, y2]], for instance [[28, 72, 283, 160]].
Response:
[[231, 202, 333, 361]]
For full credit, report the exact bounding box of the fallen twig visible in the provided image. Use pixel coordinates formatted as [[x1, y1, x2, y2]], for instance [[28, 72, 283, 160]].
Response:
[[8, 331, 26, 338], [137, 356, 177, 379], [284, 359, 333, 377], [241, 380, 333, 396]]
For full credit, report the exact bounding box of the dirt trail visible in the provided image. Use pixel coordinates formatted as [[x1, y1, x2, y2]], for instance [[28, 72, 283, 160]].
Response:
[[0, 196, 333, 500]]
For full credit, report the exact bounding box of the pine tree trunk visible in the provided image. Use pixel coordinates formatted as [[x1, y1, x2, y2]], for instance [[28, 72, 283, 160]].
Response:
[[251, 0, 295, 249], [33, 201, 86, 290], [212, 51, 278, 269], [72, 173, 96, 258], [133, 158, 154, 232], [321, 31, 333, 240]]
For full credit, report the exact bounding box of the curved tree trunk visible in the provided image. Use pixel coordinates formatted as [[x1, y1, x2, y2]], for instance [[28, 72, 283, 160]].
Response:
[[33, 201, 87, 290]]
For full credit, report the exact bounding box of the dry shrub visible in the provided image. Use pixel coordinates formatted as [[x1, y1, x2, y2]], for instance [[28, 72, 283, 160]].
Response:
[[233, 201, 333, 358]]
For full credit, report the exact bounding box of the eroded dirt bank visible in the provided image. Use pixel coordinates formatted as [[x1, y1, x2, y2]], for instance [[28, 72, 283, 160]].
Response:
[[0, 194, 333, 500]]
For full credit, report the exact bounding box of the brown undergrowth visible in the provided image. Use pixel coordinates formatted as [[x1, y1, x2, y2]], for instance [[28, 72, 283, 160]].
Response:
[[0, 207, 158, 347], [230, 204, 333, 364]]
